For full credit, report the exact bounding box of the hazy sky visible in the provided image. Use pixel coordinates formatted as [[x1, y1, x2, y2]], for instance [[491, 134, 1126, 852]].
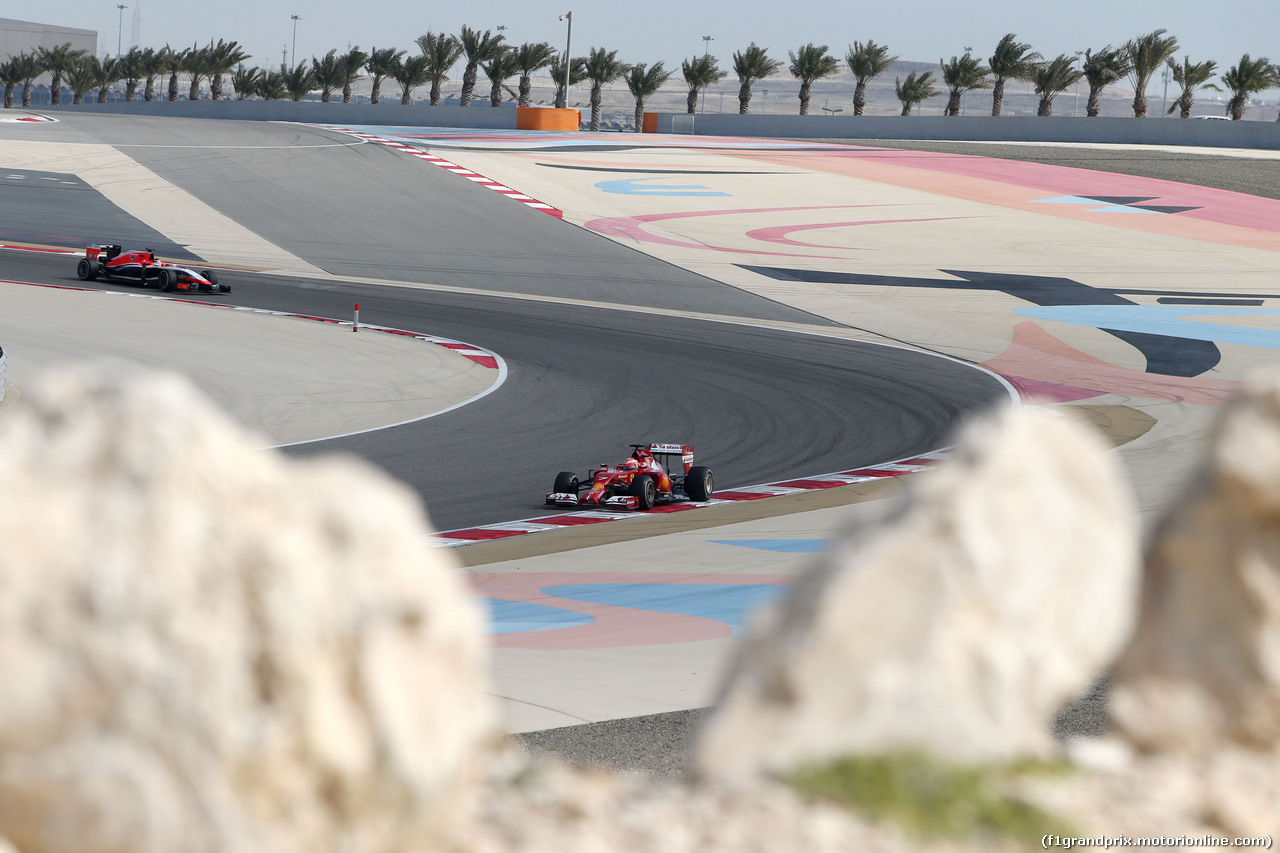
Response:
[[29, 0, 1280, 82]]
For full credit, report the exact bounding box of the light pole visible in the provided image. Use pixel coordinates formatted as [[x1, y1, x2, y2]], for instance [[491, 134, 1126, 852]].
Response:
[[702, 35, 713, 57], [290, 15, 300, 71], [116, 4, 127, 58], [558, 12, 573, 109], [1161, 66, 1171, 117]]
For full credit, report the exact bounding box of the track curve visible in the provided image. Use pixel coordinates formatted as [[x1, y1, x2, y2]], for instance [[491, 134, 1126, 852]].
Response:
[[2, 249, 1008, 532]]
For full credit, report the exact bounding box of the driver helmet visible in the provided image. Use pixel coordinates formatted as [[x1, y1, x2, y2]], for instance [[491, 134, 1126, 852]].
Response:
[[620, 459, 640, 472]]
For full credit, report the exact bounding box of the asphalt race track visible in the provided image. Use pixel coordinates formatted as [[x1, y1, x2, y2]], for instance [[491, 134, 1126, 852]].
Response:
[[1, 241, 1005, 533], [0, 115, 1009, 533]]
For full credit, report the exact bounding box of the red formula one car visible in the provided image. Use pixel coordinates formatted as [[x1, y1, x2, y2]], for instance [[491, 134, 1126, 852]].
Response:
[[76, 244, 231, 294], [546, 443, 714, 511]]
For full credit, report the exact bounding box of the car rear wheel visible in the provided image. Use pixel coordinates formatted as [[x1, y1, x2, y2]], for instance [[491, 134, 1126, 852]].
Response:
[[685, 466, 713, 501], [76, 259, 97, 281], [155, 269, 175, 293], [630, 473, 656, 510]]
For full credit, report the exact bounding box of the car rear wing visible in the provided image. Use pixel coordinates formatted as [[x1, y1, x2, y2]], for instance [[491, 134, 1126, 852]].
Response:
[[633, 442, 694, 474], [86, 244, 123, 261]]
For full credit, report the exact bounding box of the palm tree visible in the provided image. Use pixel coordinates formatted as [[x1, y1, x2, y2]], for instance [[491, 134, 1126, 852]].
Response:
[[36, 43, 85, 106], [940, 50, 991, 116], [1124, 29, 1179, 117], [1165, 56, 1219, 118], [514, 41, 557, 107], [140, 46, 165, 101], [482, 46, 520, 106], [87, 56, 121, 104], [846, 40, 897, 116], [732, 43, 782, 115], [258, 70, 288, 101], [681, 53, 725, 114], [582, 46, 629, 131], [457, 25, 506, 106], [1221, 55, 1278, 120], [0, 59, 20, 109], [161, 45, 187, 102], [312, 49, 343, 102], [1, 54, 38, 109], [339, 46, 368, 103], [1032, 54, 1083, 116], [365, 47, 404, 104], [988, 33, 1041, 116], [417, 31, 463, 106], [184, 43, 212, 100], [895, 70, 938, 115], [550, 55, 587, 108], [230, 65, 263, 100], [1081, 46, 1130, 117], [65, 56, 96, 105], [12, 53, 41, 107], [392, 54, 430, 104], [282, 60, 316, 102], [206, 39, 249, 101], [625, 61, 672, 130], [118, 47, 144, 101], [788, 43, 840, 115]]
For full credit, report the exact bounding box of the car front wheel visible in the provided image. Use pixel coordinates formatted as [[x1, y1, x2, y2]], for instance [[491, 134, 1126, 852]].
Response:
[[155, 269, 175, 292], [630, 474, 656, 510], [549, 471, 579, 504]]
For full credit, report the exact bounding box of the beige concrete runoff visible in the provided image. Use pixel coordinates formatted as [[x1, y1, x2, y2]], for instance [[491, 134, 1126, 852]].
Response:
[[0, 283, 496, 446], [0, 140, 326, 275]]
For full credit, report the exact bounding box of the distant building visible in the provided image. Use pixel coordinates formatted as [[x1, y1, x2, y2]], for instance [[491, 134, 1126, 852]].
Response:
[[0, 17, 97, 65]]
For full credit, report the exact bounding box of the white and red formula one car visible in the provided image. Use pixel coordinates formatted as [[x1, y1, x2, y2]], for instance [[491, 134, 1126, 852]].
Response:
[[546, 443, 714, 511], [76, 244, 231, 293]]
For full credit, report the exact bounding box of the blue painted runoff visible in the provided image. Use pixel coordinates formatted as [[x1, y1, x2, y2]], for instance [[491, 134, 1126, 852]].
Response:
[[542, 583, 785, 634], [595, 177, 730, 197], [483, 598, 595, 634], [1015, 305, 1280, 351], [710, 539, 834, 553]]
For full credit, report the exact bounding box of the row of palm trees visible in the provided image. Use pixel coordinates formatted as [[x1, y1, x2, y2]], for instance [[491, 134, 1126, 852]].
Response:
[[0, 39, 252, 108], [3, 27, 1278, 124], [885, 30, 1278, 120]]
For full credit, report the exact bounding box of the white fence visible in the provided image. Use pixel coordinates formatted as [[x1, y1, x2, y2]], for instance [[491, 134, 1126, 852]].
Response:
[[644, 113, 1280, 150]]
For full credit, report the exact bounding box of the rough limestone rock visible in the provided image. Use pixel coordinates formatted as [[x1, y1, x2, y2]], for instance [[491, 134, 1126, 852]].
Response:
[[0, 363, 494, 853], [1111, 370, 1280, 754], [697, 406, 1140, 780], [469, 750, 1015, 853], [1023, 744, 1280, 839]]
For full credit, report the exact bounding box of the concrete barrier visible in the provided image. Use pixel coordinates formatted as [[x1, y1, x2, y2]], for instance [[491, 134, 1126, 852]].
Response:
[[643, 113, 1280, 150], [35, 99, 520, 129], [1, 345, 6, 404], [516, 107, 580, 131]]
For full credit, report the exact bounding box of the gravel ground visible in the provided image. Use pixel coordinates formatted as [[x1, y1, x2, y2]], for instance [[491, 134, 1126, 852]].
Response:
[[512, 141, 1267, 779]]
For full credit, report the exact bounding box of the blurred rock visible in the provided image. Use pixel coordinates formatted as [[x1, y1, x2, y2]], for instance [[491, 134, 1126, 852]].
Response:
[[697, 407, 1140, 780], [469, 749, 1011, 853], [1111, 371, 1280, 754], [0, 363, 494, 853], [1023, 747, 1280, 839]]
